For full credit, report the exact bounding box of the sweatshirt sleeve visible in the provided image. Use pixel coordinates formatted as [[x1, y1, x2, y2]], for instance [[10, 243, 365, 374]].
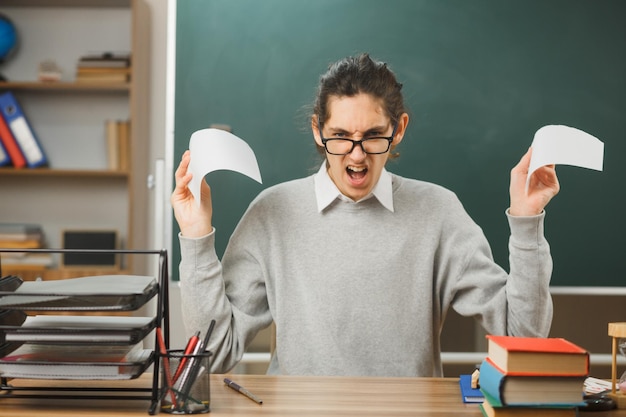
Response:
[[178, 229, 271, 373], [450, 209, 553, 338], [503, 210, 553, 336]]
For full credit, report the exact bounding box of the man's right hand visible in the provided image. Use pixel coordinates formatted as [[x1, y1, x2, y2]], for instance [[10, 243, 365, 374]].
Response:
[[171, 150, 214, 238]]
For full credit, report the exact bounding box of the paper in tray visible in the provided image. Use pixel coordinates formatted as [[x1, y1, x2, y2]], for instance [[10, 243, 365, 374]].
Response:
[[0, 348, 155, 380], [0, 275, 158, 311], [0, 315, 157, 345]]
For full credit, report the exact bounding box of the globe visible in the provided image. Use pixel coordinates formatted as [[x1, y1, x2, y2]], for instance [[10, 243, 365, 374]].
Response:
[[0, 14, 17, 82], [0, 14, 17, 61]]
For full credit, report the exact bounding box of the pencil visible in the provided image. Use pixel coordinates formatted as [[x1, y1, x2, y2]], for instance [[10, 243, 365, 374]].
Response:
[[156, 327, 177, 406], [224, 377, 263, 404]]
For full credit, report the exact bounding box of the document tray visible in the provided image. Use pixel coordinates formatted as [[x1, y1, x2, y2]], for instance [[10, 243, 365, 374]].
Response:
[[0, 248, 170, 413], [0, 275, 158, 311], [0, 349, 155, 380], [0, 316, 157, 345]]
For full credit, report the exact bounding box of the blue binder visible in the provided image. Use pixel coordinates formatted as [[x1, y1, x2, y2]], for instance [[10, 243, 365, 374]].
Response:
[[0, 92, 48, 168], [0, 136, 10, 166]]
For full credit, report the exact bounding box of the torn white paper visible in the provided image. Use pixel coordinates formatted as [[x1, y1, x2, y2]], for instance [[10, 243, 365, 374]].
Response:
[[527, 125, 604, 192], [188, 128, 262, 206]]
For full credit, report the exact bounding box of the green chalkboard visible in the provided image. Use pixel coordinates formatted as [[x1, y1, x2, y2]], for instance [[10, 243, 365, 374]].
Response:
[[174, 0, 625, 286]]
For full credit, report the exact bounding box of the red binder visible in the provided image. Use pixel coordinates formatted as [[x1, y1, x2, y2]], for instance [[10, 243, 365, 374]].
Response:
[[0, 110, 26, 168]]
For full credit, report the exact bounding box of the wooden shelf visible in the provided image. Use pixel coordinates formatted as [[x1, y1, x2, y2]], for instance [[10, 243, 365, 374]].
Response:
[[0, 168, 129, 178], [0, 0, 151, 268], [0, 0, 130, 7], [0, 82, 130, 93]]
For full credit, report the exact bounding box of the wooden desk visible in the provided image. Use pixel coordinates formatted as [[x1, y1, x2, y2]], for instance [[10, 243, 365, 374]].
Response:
[[0, 374, 624, 416]]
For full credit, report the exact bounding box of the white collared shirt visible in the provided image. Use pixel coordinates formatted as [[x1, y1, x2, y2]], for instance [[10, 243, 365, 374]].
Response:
[[313, 163, 394, 213]]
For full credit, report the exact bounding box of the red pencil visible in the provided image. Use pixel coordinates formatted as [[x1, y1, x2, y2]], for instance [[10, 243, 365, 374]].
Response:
[[156, 327, 177, 406]]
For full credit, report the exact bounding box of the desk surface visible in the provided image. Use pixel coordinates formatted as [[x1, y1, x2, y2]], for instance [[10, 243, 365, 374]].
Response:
[[0, 374, 624, 416]]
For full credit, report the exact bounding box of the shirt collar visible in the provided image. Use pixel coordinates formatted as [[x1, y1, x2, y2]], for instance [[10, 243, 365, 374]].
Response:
[[313, 163, 394, 213]]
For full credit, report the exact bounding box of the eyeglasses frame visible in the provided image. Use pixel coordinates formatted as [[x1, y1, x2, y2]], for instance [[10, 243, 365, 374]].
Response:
[[317, 116, 399, 155]]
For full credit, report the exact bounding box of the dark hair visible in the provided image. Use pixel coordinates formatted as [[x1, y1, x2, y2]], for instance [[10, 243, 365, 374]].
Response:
[[313, 53, 407, 126]]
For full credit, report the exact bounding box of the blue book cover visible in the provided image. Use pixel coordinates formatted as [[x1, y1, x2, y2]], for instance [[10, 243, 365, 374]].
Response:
[[479, 358, 586, 407], [459, 374, 484, 403], [0, 136, 9, 166], [0, 91, 47, 168]]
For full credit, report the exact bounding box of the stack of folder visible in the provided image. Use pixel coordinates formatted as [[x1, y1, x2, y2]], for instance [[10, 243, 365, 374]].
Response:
[[478, 335, 589, 416], [0, 91, 47, 169]]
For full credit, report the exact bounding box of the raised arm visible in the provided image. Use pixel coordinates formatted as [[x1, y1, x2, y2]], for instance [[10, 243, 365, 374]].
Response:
[[171, 150, 214, 238], [509, 148, 560, 217]]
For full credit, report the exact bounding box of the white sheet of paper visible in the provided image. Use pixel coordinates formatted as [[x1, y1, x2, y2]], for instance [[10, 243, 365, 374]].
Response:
[[527, 125, 604, 192], [189, 128, 262, 205]]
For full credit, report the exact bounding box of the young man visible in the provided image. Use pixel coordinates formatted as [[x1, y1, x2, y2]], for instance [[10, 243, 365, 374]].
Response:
[[171, 53, 560, 377]]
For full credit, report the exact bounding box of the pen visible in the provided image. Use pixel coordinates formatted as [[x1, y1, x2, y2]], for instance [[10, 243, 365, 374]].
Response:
[[172, 331, 200, 383], [178, 320, 217, 409], [201, 319, 216, 353], [224, 377, 263, 404]]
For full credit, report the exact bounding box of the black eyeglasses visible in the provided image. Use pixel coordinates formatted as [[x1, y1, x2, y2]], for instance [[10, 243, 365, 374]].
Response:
[[318, 117, 398, 155]]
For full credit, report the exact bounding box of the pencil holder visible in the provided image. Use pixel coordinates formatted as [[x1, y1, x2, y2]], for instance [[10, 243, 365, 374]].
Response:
[[159, 349, 212, 414]]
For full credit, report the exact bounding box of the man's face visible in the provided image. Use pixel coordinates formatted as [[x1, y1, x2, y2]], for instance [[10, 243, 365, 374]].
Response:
[[313, 93, 406, 201]]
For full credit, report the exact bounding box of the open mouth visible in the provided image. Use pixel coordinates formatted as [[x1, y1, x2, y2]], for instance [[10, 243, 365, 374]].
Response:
[[347, 165, 367, 180]]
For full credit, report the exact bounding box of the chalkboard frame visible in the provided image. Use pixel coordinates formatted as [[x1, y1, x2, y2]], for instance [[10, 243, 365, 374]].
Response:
[[173, 0, 626, 287]]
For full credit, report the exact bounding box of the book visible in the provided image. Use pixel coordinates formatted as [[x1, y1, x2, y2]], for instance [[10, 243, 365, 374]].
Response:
[[479, 358, 586, 406], [76, 67, 130, 77], [486, 335, 589, 376], [0, 232, 43, 242], [0, 105, 26, 168], [75, 72, 129, 83], [459, 373, 484, 403], [0, 253, 53, 267], [76, 66, 131, 75], [76, 67, 130, 84], [0, 92, 48, 168], [479, 398, 578, 417], [0, 223, 43, 240], [0, 239, 42, 249], [78, 52, 130, 66], [105, 119, 119, 170], [118, 119, 130, 171]]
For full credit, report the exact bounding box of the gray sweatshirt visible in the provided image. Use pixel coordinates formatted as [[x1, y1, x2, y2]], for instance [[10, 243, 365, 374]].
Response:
[[178, 173, 553, 377]]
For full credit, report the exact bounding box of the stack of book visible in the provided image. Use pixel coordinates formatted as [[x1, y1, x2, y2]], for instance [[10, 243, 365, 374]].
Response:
[[0, 223, 52, 269], [0, 223, 44, 250], [75, 52, 131, 84], [478, 335, 589, 417]]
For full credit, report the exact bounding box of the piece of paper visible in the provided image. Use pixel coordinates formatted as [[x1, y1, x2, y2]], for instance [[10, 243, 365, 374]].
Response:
[[188, 128, 262, 206], [527, 125, 604, 192]]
